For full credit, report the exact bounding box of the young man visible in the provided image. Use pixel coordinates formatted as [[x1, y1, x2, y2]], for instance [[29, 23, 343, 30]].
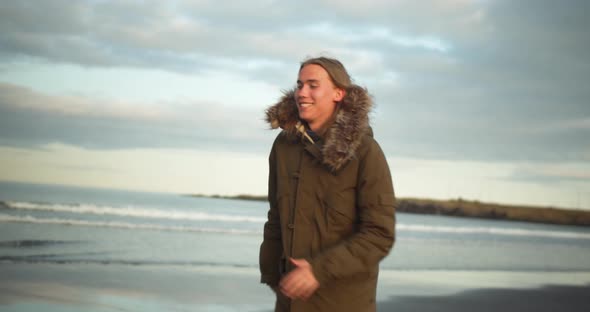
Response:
[[260, 57, 396, 312]]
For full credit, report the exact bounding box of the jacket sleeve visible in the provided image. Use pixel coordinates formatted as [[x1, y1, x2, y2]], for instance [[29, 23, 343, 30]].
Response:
[[259, 140, 283, 286], [310, 139, 396, 286]]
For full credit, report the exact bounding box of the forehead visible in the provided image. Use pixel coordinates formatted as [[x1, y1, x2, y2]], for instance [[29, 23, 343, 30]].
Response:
[[298, 64, 331, 82]]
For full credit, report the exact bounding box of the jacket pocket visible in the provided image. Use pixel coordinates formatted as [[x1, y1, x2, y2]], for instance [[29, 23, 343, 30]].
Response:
[[328, 194, 356, 221], [323, 194, 356, 234]]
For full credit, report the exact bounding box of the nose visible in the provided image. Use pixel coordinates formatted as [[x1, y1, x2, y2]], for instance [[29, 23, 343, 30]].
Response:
[[296, 84, 309, 100]]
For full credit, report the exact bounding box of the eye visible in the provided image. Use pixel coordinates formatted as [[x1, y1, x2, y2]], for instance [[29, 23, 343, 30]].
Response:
[[310, 84, 318, 89], [296, 83, 303, 89]]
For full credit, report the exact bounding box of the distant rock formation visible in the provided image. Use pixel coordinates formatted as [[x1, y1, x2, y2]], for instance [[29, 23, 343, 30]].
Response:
[[186, 194, 590, 226]]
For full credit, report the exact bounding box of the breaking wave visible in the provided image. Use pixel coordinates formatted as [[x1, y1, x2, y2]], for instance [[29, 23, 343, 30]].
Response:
[[397, 224, 590, 240], [2, 201, 265, 223], [0, 213, 260, 235], [2, 201, 589, 240]]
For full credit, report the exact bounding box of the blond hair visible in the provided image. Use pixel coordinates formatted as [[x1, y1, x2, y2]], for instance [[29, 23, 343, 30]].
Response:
[[300, 57, 352, 90]]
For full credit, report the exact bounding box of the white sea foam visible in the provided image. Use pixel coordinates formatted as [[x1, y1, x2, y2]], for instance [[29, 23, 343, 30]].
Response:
[[0, 213, 261, 235], [2, 202, 589, 240], [397, 224, 590, 240], [4, 201, 266, 223]]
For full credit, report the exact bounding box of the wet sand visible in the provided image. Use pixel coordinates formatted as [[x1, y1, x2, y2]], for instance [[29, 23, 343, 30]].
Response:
[[378, 284, 590, 312], [1, 264, 589, 312]]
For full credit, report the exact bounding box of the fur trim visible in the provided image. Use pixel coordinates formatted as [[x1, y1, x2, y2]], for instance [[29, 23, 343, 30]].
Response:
[[265, 85, 372, 172]]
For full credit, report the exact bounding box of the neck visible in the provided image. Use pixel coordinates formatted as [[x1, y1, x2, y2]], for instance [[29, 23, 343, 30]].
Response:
[[308, 111, 338, 135], [308, 122, 327, 135]]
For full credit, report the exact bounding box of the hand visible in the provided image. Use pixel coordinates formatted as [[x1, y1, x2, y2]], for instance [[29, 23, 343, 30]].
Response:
[[279, 258, 320, 301]]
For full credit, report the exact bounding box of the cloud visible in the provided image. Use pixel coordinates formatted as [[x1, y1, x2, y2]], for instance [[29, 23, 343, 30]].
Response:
[[0, 83, 274, 152], [364, 0, 590, 162], [0, 1, 480, 76], [0, 83, 169, 120], [0, 0, 588, 164]]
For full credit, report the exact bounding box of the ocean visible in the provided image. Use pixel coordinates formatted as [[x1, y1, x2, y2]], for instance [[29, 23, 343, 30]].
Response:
[[1, 181, 590, 311]]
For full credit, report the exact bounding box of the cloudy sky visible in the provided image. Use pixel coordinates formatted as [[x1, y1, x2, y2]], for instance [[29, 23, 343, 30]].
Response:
[[0, 0, 588, 209]]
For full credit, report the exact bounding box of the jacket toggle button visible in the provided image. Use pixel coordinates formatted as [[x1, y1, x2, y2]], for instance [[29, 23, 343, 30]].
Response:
[[287, 223, 295, 229]]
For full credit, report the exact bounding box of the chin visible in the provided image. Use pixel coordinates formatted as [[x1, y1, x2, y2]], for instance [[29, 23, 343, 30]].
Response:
[[298, 113, 311, 123]]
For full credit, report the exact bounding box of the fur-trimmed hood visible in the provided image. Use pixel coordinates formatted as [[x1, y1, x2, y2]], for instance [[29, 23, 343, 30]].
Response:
[[265, 85, 373, 172]]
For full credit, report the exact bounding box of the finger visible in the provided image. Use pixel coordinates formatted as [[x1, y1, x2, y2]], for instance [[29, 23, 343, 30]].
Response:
[[284, 279, 306, 299], [280, 268, 303, 287], [299, 279, 318, 301], [280, 276, 301, 298], [289, 257, 303, 267], [286, 276, 312, 299], [291, 279, 311, 299], [301, 292, 311, 301], [298, 289, 309, 301], [291, 258, 311, 269], [280, 279, 296, 296], [300, 285, 314, 301], [283, 285, 302, 299], [279, 270, 298, 290]]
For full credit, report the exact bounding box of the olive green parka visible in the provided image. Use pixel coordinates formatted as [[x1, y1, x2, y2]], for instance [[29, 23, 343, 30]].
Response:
[[259, 84, 396, 312]]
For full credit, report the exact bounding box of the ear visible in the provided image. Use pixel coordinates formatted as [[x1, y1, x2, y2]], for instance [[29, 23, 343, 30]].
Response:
[[333, 88, 345, 102]]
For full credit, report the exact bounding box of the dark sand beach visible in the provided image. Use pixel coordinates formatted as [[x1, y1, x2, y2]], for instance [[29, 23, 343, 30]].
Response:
[[378, 285, 590, 312]]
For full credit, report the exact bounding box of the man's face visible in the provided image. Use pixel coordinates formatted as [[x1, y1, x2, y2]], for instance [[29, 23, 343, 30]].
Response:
[[296, 64, 344, 132]]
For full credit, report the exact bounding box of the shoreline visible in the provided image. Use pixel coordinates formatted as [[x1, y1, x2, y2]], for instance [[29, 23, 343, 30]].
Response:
[[1, 263, 589, 312], [186, 194, 590, 226]]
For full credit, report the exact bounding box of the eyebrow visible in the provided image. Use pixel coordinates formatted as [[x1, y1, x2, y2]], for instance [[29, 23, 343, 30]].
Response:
[[297, 79, 320, 84]]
